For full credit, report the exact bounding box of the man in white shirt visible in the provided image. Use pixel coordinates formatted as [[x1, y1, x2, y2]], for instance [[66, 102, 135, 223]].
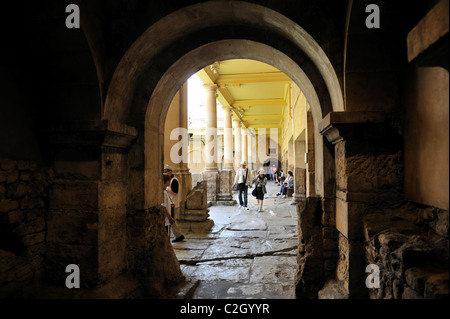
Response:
[[163, 164, 185, 242], [233, 161, 251, 210]]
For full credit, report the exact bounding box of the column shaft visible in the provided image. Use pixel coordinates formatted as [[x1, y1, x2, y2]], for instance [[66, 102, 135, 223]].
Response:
[[223, 106, 233, 170], [241, 127, 248, 163], [203, 84, 218, 172], [234, 120, 242, 168]]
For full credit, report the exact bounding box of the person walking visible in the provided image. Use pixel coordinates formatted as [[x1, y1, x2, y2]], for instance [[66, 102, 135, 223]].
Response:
[[252, 169, 267, 212], [233, 161, 251, 210], [163, 164, 185, 242]]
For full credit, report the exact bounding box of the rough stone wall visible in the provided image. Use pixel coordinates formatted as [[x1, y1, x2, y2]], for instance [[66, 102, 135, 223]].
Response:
[[321, 198, 339, 280], [364, 202, 449, 299], [127, 206, 185, 297], [296, 196, 340, 299], [296, 196, 325, 298], [0, 158, 52, 297]]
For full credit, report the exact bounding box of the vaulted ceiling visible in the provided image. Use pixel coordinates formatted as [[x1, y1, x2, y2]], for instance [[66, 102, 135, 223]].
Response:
[[196, 59, 292, 129]]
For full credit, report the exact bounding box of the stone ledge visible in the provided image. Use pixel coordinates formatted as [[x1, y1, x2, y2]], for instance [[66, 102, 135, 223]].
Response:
[[319, 111, 388, 144], [407, 0, 449, 63], [45, 120, 138, 149]]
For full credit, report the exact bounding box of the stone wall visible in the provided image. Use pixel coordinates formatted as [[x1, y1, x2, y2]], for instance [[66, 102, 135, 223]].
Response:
[[0, 158, 51, 297], [364, 202, 449, 299], [296, 196, 340, 298], [296, 196, 325, 298], [127, 206, 185, 297]]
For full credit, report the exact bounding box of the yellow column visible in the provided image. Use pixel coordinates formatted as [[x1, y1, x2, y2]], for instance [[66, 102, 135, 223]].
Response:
[[223, 106, 234, 170], [234, 119, 242, 168], [241, 126, 248, 163], [203, 84, 219, 172]]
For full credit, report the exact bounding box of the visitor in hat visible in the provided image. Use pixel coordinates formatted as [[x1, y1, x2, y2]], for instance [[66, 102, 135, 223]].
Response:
[[232, 161, 252, 210]]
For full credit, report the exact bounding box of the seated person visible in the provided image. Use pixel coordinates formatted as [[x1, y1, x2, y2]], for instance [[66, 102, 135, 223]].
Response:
[[276, 170, 285, 185], [277, 171, 294, 198]]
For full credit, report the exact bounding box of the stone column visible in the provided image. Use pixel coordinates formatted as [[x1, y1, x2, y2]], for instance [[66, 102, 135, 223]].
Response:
[[234, 119, 242, 169], [223, 106, 234, 170], [247, 129, 256, 171], [320, 111, 403, 298], [203, 84, 219, 171], [215, 105, 236, 205], [202, 84, 219, 202], [241, 127, 248, 163]]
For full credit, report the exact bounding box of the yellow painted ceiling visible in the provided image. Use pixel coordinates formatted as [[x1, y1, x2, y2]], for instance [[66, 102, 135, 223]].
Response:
[[197, 59, 292, 129]]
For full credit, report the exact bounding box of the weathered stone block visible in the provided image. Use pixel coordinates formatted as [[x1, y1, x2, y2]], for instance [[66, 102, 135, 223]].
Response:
[[0, 159, 16, 171], [217, 170, 233, 202], [6, 182, 28, 200], [27, 181, 45, 198], [294, 168, 306, 195], [20, 198, 45, 210], [7, 210, 24, 224], [22, 232, 45, 246], [183, 209, 210, 222], [0, 171, 6, 183], [0, 199, 19, 212], [99, 182, 127, 209], [0, 184, 5, 199], [296, 196, 325, 298], [202, 171, 218, 202], [50, 181, 99, 210], [17, 160, 37, 172], [98, 207, 127, 282], [5, 171, 19, 184], [185, 181, 207, 210], [47, 210, 98, 245], [15, 217, 45, 236], [19, 171, 33, 182]]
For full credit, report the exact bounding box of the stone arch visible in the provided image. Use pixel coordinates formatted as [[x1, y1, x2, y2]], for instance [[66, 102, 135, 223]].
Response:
[[103, 2, 345, 209], [102, 1, 344, 297], [104, 1, 344, 125], [140, 39, 335, 209]]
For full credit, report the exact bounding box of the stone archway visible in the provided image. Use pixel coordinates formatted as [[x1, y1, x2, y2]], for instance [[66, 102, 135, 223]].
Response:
[[102, 1, 344, 297]]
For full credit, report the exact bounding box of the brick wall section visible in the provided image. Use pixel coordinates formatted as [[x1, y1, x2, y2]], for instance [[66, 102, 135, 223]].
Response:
[[0, 158, 52, 297]]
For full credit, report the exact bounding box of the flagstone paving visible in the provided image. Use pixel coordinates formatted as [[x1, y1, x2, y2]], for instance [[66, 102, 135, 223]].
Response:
[[172, 181, 298, 299]]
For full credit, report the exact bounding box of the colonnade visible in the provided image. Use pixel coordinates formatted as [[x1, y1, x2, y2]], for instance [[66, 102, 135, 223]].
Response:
[[165, 82, 308, 205], [203, 84, 250, 172]]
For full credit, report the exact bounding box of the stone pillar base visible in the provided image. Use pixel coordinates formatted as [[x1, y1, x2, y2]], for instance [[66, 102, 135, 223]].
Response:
[[216, 169, 237, 206], [181, 180, 214, 232], [202, 170, 219, 202], [209, 200, 237, 206], [176, 219, 215, 233], [173, 168, 192, 216], [177, 208, 215, 232]]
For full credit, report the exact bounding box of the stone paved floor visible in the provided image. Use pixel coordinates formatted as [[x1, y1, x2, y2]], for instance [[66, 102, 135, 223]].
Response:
[[172, 180, 298, 299]]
